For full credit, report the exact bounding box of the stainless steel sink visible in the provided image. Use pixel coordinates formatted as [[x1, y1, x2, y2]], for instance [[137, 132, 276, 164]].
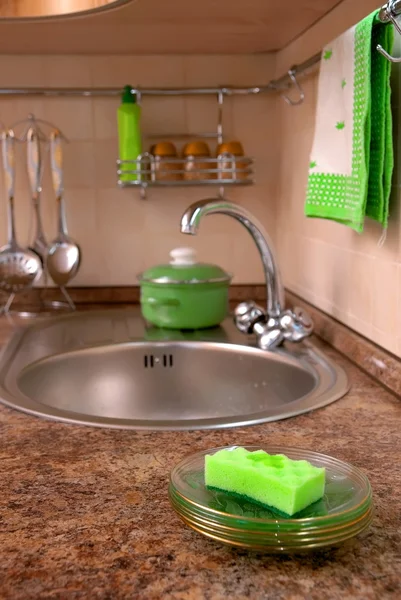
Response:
[[0, 308, 349, 430]]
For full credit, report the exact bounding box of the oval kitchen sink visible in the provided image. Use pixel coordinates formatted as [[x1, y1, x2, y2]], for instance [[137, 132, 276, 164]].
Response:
[[0, 308, 348, 430]]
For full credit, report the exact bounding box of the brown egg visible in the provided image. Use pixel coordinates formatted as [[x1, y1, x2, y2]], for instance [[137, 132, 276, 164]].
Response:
[[151, 141, 178, 157], [183, 141, 211, 157], [151, 142, 181, 181], [182, 141, 211, 181], [216, 141, 244, 156]]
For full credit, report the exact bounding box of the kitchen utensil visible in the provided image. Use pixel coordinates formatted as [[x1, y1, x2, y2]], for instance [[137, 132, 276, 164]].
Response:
[[46, 130, 81, 298], [169, 445, 373, 553], [137, 247, 231, 329], [26, 127, 47, 264], [0, 130, 42, 309]]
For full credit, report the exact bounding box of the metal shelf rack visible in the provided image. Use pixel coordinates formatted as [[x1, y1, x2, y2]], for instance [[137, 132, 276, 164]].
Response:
[[117, 153, 254, 198]]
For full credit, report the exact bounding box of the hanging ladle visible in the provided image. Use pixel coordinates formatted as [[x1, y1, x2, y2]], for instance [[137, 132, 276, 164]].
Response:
[[46, 130, 81, 309]]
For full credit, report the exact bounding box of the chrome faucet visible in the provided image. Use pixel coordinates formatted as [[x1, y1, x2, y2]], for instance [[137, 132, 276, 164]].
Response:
[[180, 197, 313, 350]]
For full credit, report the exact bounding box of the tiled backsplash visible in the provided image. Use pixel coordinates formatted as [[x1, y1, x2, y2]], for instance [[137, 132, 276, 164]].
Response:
[[0, 54, 276, 287], [274, 0, 401, 358], [1, 17, 400, 360]]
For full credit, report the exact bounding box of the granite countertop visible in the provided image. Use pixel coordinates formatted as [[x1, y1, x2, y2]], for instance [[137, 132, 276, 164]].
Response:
[[0, 312, 400, 599]]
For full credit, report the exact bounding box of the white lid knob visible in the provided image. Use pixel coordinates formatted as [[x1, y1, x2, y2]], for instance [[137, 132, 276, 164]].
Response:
[[169, 247, 197, 266]]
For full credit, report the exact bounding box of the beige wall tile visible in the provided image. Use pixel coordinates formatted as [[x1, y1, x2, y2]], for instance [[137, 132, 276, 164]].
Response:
[[0, 55, 44, 86], [184, 96, 233, 141], [346, 253, 374, 323], [42, 56, 92, 87], [183, 55, 275, 87], [0, 98, 45, 130], [371, 261, 399, 336], [94, 188, 147, 285], [141, 97, 186, 138], [232, 96, 277, 162], [63, 188, 97, 237], [276, 232, 302, 290], [93, 140, 119, 188], [289, 282, 317, 308], [97, 187, 146, 236], [63, 141, 96, 188], [304, 240, 352, 311], [62, 188, 98, 286], [43, 98, 94, 141], [230, 230, 265, 283], [93, 98, 117, 140], [90, 55, 186, 88], [225, 185, 277, 241]]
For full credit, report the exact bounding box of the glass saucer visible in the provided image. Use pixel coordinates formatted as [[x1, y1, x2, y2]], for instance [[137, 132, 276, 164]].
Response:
[[169, 445, 373, 552]]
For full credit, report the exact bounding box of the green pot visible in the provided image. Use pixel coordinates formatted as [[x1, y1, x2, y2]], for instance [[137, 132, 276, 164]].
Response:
[[138, 247, 232, 330]]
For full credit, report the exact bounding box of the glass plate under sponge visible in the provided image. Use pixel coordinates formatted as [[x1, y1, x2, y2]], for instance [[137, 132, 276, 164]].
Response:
[[168, 445, 373, 553]]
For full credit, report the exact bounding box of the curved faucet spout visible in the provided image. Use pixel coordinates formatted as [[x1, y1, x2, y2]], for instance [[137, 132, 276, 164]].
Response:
[[180, 197, 284, 318]]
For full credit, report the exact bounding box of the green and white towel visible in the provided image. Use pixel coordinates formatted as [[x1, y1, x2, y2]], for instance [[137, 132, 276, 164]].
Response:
[[305, 10, 394, 233]]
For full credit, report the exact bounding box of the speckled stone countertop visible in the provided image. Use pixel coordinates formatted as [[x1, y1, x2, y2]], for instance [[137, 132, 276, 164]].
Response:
[[0, 311, 400, 600]]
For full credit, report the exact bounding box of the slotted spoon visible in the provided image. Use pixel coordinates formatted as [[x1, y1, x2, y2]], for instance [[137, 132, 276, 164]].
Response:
[[0, 130, 42, 312]]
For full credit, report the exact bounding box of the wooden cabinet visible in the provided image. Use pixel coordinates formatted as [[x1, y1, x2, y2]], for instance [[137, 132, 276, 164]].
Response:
[[0, 0, 342, 54]]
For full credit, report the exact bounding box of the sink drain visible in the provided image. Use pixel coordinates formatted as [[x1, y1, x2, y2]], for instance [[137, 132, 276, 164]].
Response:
[[143, 353, 174, 368]]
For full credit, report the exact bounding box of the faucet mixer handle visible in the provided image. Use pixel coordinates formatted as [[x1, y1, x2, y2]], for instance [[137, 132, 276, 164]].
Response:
[[234, 301, 313, 350], [279, 307, 313, 342], [234, 301, 266, 334]]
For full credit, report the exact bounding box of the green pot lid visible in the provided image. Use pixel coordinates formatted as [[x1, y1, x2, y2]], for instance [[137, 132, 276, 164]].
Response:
[[138, 247, 232, 285]]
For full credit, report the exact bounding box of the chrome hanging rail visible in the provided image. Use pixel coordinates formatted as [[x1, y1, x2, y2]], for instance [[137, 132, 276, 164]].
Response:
[[0, 2, 398, 98], [378, 0, 401, 22], [0, 83, 301, 98]]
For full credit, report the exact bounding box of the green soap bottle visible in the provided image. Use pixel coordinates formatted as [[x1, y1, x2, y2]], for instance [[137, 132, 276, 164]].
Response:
[[118, 85, 142, 182]]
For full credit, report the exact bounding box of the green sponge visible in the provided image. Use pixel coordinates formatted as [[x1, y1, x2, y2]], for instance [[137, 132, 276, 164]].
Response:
[[204, 447, 325, 517]]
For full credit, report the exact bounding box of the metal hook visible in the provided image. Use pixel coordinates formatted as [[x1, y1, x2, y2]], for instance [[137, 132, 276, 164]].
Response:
[[217, 89, 224, 145], [10, 113, 70, 143], [140, 183, 148, 200], [282, 70, 305, 106], [377, 1, 401, 62]]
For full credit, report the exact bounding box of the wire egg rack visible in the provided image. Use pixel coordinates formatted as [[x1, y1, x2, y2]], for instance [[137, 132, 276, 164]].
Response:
[[116, 91, 254, 198]]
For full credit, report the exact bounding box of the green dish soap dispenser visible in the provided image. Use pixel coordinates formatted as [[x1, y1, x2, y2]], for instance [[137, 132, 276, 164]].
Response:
[[117, 85, 142, 182]]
